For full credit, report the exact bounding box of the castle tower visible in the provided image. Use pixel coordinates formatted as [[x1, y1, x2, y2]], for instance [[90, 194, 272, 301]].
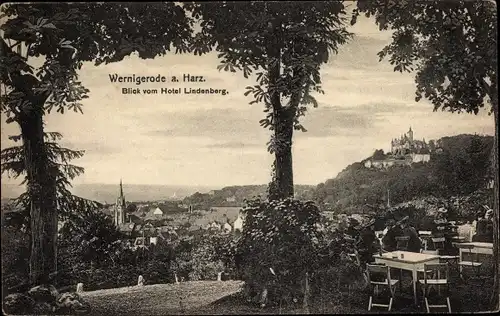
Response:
[[408, 126, 414, 142], [114, 179, 126, 226]]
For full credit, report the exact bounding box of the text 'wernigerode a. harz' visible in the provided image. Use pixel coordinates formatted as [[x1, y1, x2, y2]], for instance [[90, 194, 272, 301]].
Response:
[[108, 73, 229, 96]]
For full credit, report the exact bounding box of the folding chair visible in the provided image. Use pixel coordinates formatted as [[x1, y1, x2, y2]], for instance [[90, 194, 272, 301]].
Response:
[[458, 244, 482, 281], [431, 237, 446, 253], [396, 236, 410, 251], [417, 250, 439, 293], [440, 253, 460, 276], [366, 264, 399, 312], [418, 263, 452, 313], [347, 250, 361, 267]]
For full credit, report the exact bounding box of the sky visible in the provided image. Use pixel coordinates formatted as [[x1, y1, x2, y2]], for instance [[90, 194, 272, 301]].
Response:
[[0, 13, 494, 188]]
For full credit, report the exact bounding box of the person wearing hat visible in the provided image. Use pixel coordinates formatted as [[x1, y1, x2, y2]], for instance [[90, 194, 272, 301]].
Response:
[[431, 207, 450, 238], [399, 216, 421, 253], [346, 217, 361, 241], [382, 218, 403, 252], [356, 219, 378, 266]]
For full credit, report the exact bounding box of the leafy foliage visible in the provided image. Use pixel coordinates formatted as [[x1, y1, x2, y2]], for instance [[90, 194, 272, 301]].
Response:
[[237, 198, 360, 305], [354, 0, 497, 114], [188, 2, 352, 198], [190, 1, 351, 139], [0, 132, 103, 220], [58, 208, 123, 267], [1, 3, 196, 285], [1, 3, 196, 121], [351, 4, 498, 306], [1, 224, 30, 293]]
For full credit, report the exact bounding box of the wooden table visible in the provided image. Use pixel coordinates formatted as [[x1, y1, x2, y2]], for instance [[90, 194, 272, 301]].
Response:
[[456, 242, 493, 277], [457, 242, 493, 256], [373, 251, 440, 305]]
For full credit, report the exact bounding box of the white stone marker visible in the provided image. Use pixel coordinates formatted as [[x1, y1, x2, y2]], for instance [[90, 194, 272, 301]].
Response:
[[137, 275, 144, 286], [217, 272, 223, 281], [76, 283, 84, 293]]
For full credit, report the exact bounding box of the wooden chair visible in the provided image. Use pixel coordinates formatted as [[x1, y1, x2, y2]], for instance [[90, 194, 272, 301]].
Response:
[[417, 250, 439, 293], [431, 237, 446, 253], [347, 249, 361, 267], [420, 235, 432, 251], [458, 244, 482, 281], [440, 247, 460, 276], [418, 263, 452, 313], [396, 236, 410, 251], [366, 264, 399, 312]]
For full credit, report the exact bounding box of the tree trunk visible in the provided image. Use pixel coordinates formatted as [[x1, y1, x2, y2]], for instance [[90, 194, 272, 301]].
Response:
[[490, 96, 499, 310], [266, 17, 295, 201], [19, 108, 58, 286], [273, 107, 295, 199]]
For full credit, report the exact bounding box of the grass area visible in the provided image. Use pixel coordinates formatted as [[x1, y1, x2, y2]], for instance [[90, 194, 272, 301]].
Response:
[[81, 256, 495, 315], [82, 281, 243, 316]]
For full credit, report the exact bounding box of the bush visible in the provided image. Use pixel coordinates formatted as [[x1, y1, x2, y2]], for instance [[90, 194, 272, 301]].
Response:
[[171, 231, 238, 281], [1, 217, 30, 296], [237, 198, 328, 305]]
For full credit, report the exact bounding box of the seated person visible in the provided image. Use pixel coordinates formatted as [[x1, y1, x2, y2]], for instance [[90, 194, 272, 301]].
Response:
[[400, 219, 421, 253], [483, 209, 494, 242], [431, 207, 449, 238], [356, 219, 378, 265], [457, 220, 474, 242], [472, 209, 493, 242], [472, 211, 491, 242], [345, 218, 361, 241], [382, 219, 403, 252]]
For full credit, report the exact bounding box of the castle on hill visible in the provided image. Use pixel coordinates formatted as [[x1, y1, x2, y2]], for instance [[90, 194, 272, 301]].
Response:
[[390, 127, 430, 156], [364, 127, 432, 169]]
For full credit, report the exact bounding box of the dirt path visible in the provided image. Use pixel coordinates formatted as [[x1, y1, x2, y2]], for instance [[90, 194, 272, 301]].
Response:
[[81, 280, 244, 316]]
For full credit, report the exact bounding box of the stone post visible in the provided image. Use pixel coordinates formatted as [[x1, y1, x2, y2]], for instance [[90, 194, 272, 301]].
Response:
[[303, 272, 310, 314], [137, 275, 144, 286], [217, 272, 223, 282], [76, 283, 84, 293]]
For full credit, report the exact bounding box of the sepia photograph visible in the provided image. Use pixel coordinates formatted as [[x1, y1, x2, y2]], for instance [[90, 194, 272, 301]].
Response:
[[0, 1, 498, 315]]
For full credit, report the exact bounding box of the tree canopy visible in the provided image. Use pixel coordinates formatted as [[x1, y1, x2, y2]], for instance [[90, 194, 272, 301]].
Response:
[[354, 0, 497, 114], [188, 1, 352, 199], [0, 2, 197, 286]]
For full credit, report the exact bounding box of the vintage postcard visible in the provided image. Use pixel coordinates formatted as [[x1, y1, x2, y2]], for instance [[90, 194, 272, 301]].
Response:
[[1, 1, 498, 315]]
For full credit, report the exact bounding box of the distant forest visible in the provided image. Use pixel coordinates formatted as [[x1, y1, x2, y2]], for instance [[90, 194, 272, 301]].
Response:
[[182, 185, 315, 209]]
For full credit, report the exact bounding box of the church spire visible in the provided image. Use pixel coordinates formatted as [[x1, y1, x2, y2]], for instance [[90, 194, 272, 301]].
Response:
[[118, 178, 125, 207], [119, 178, 124, 199]]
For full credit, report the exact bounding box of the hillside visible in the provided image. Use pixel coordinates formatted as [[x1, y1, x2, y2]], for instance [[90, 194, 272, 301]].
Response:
[[313, 134, 494, 214], [183, 184, 315, 208]]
